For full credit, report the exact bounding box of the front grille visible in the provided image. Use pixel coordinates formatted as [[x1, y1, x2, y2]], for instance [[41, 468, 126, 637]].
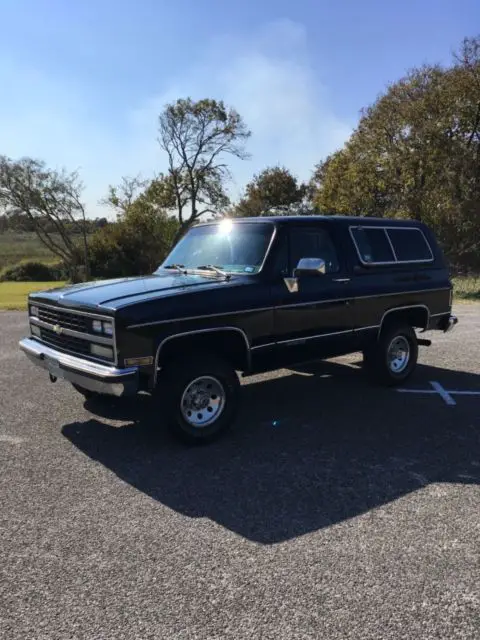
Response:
[[32, 304, 115, 363], [39, 327, 92, 358], [37, 306, 89, 333]]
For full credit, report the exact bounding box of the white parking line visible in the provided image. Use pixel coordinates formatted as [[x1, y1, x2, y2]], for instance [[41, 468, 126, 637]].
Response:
[[0, 434, 25, 444], [397, 380, 480, 406], [429, 381, 456, 406]]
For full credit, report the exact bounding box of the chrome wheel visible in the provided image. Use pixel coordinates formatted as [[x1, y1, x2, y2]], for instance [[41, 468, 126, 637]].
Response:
[[387, 336, 410, 373], [180, 375, 226, 428]]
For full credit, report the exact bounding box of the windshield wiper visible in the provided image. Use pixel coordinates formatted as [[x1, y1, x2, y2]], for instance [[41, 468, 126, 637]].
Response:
[[195, 264, 230, 279], [162, 264, 186, 274]]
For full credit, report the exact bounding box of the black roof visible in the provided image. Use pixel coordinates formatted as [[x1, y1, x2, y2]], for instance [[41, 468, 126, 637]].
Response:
[[207, 215, 424, 227]]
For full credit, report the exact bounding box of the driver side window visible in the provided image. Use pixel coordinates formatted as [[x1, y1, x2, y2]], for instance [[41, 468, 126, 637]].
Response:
[[289, 228, 340, 274]]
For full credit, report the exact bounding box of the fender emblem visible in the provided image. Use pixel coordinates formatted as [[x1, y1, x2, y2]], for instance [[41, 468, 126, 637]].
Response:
[[53, 324, 63, 335]]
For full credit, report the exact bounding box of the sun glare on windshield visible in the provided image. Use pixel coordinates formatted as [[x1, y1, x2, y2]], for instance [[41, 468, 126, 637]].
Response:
[[217, 219, 233, 236]]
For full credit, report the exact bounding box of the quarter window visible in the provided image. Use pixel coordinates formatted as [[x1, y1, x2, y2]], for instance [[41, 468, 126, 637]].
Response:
[[387, 228, 433, 262]]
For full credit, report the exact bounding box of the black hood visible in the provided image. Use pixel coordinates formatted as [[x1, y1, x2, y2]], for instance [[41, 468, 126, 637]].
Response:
[[29, 272, 235, 312]]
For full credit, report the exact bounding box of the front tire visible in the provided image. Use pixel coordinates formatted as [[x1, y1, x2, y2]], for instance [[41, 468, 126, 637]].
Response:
[[157, 353, 240, 444], [364, 323, 418, 386]]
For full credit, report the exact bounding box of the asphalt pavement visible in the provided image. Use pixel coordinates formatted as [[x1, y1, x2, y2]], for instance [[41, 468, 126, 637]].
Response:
[[1, 305, 479, 639]]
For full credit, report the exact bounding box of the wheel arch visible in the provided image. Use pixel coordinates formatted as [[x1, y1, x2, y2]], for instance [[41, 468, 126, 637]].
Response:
[[377, 304, 430, 340], [154, 327, 251, 385]]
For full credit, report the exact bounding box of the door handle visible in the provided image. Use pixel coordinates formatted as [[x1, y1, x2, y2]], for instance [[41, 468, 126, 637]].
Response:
[[332, 278, 350, 283]]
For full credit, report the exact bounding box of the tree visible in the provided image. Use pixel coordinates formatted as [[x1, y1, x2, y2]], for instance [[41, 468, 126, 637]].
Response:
[[233, 166, 308, 217], [310, 35, 480, 269], [0, 156, 90, 279], [158, 98, 251, 239], [93, 176, 179, 277]]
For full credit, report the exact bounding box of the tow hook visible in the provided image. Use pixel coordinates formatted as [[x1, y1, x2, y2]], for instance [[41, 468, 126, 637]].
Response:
[[49, 374, 57, 383]]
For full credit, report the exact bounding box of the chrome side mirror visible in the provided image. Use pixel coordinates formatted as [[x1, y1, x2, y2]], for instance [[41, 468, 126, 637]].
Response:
[[284, 257, 326, 293], [293, 257, 326, 277]]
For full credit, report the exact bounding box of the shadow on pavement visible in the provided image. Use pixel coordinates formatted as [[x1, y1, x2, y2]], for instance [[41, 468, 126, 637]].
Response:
[[62, 360, 480, 544]]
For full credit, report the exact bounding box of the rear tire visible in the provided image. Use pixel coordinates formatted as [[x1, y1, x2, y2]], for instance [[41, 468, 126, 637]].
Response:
[[156, 352, 240, 444], [364, 323, 418, 387]]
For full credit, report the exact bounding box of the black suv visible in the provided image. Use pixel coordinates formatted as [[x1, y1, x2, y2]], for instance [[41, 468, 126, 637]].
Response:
[[20, 216, 457, 443]]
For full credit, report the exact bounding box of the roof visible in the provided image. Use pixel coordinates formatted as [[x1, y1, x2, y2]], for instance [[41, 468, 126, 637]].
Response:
[[199, 215, 424, 227]]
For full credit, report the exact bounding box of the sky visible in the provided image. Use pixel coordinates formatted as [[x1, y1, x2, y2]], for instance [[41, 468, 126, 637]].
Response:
[[1, 0, 479, 217]]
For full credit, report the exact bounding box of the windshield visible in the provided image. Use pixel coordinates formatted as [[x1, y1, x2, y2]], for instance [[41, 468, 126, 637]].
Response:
[[158, 220, 274, 274]]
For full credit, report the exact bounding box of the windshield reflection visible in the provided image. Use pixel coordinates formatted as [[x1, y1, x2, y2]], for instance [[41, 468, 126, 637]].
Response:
[[157, 221, 274, 275]]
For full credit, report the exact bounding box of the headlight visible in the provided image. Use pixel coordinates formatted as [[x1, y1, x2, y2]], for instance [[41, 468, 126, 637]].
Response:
[[102, 321, 113, 336], [30, 305, 39, 317], [92, 319, 113, 335], [90, 344, 113, 360], [92, 320, 103, 333]]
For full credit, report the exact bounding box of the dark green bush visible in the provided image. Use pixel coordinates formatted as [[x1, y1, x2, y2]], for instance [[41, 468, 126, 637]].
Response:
[[0, 261, 66, 282]]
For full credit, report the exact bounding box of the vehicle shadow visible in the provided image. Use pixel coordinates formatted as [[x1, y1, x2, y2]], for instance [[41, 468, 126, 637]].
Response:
[[62, 359, 480, 544]]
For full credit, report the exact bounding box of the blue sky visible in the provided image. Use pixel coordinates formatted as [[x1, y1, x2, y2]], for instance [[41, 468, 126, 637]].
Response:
[[1, 0, 478, 216]]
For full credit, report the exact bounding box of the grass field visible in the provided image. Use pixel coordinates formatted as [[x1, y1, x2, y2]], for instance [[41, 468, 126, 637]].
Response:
[[0, 282, 67, 310], [452, 276, 480, 301], [0, 232, 59, 272]]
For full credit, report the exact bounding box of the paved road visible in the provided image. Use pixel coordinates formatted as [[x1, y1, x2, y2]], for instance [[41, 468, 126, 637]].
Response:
[[1, 306, 479, 639]]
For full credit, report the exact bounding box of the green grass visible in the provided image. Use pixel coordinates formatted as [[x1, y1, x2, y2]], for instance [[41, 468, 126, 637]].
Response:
[[452, 276, 480, 301], [0, 232, 59, 271], [0, 282, 67, 310]]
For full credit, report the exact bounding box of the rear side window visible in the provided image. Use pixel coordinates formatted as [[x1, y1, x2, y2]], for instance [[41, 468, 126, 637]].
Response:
[[387, 228, 433, 262], [350, 226, 433, 265], [350, 227, 395, 264]]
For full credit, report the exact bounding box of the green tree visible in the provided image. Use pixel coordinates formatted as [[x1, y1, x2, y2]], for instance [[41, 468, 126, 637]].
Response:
[[158, 98, 251, 239], [0, 156, 90, 279], [92, 177, 179, 277], [310, 36, 480, 269], [233, 166, 308, 217]]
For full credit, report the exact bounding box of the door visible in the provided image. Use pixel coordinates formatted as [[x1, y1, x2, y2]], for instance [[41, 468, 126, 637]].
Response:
[[272, 225, 356, 363]]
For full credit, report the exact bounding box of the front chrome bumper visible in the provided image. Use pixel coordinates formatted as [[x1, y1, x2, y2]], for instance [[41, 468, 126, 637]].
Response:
[[19, 337, 139, 397]]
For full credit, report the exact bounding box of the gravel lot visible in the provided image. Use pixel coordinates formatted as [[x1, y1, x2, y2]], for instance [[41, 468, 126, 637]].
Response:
[[1, 306, 479, 639]]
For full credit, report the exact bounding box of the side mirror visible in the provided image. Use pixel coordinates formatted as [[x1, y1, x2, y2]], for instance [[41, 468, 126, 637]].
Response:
[[284, 257, 326, 293], [293, 257, 326, 278]]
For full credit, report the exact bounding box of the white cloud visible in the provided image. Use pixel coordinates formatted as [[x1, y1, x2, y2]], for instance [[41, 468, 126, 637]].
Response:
[[0, 20, 352, 216]]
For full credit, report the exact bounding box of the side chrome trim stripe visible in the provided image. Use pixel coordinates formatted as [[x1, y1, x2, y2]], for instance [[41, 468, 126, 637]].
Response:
[[276, 329, 353, 346], [151, 302, 452, 378], [250, 325, 381, 350], [30, 317, 113, 346], [154, 327, 251, 385], [127, 287, 451, 329]]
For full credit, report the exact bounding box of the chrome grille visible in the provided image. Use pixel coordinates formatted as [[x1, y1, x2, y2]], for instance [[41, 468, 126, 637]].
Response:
[[31, 304, 115, 363], [39, 327, 92, 358], [37, 306, 89, 333]]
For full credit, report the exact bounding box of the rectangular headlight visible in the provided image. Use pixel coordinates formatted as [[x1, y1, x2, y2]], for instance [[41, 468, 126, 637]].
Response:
[[90, 344, 113, 360], [30, 305, 39, 317], [102, 321, 113, 336], [92, 320, 103, 333], [31, 324, 41, 337]]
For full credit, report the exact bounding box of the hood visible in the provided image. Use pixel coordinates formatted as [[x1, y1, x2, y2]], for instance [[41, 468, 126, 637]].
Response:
[[29, 272, 234, 312]]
